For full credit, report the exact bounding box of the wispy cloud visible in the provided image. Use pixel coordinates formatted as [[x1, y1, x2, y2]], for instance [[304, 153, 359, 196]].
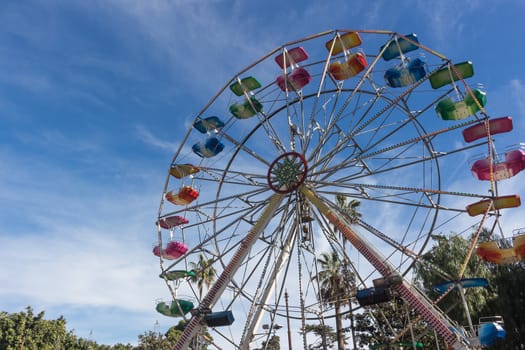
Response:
[[509, 79, 525, 126], [414, 0, 484, 46], [135, 124, 179, 153]]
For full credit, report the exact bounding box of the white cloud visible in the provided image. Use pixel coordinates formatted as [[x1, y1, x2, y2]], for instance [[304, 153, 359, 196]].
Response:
[[0, 142, 170, 344], [0, 230, 163, 310]]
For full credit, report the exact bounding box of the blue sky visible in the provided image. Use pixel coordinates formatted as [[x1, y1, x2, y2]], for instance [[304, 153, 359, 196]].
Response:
[[1, 0, 525, 346]]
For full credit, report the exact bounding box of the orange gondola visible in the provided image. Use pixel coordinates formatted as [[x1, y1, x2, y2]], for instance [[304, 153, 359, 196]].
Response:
[[466, 195, 521, 216], [169, 164, 200, 179]]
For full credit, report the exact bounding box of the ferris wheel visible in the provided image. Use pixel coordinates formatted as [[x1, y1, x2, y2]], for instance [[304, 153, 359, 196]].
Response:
[[153, 30, 521, 349]]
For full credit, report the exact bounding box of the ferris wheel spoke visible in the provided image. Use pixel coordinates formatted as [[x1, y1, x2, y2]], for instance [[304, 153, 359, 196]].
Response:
[[172, 194, 284, 350], [240, 218, 299, 348], [161, 186, 270, 219], [315, 186, 480, 218], [219, 131, 274, 167]]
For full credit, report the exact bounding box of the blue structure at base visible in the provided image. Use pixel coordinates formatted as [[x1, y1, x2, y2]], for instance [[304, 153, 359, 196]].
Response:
[[479, 322, 506, 346], [432, 277, 489, 294], [204, 310, 234, 327], [356, 286, 392, 306]]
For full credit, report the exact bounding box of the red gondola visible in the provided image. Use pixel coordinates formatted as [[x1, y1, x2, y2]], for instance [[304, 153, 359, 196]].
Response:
[[165, 186, 199, 205]]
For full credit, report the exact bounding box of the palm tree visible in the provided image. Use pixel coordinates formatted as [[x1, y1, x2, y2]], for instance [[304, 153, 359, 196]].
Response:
[[335, 194, 361, 225], [189, 253, 217, 300], [335, 194, 361, 350], [315, 251, 352, 350]]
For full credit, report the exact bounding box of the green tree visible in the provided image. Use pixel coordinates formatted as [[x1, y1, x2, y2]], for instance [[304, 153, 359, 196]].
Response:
[[413, 228, 525, 349], [135, 330, 165, 350], [0, 306, 77, 350], [304, 324, 337, 350], [167, 320, 212, 349], [109, 344, 134, 350], [414, 232, 495, 325], [351, 230, 492, 349], [352, 299, 429, 349], [324, 226, 525, 349], [260, 334, 280, 350], [314, 251, 353, 350], [483, 262, 525, 349], [190, 253, 217, 299], [473, 230, 525, 350], [0, 307, 131, 350]]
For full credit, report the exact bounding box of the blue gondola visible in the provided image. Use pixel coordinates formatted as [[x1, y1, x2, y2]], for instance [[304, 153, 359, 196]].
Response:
[[192, 137, 224, 158], [193, 116, 225, 134], [380, 33, 419, 61], [384, 58, 426, 88]]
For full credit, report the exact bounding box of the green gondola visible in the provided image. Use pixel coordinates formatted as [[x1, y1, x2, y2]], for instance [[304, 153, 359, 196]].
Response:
[[156, 299, 194, 317], [429, 61, 474, 89], [159, 270, 196, 281]]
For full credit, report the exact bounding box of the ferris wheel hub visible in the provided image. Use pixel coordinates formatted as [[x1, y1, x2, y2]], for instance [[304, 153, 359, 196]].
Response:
[[267, 152, 308, 193]]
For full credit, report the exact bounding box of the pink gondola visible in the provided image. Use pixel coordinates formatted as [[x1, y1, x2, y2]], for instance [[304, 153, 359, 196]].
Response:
[[165, 186, 199, 205], [276, 67, 312, 92], [165, 241, 189, 258], [153, 241, 188, 260], [157, 215, 189, 229], [275, 47, 308, 69], [471, 149, 525, 181], [462, 117, 513, 143]]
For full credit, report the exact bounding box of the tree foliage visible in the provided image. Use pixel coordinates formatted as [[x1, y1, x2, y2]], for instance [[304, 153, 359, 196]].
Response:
[[414, 230, 525, 349], [260, 334, 280, 350], [135, 320, 211, 350], [304, 324, 337, 350], [413, 232, 496, 324], [0, 306, 133, 350], [479, 258, 525, 349], [351, 298, 431, 349], [189, 253, 217, 299]]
